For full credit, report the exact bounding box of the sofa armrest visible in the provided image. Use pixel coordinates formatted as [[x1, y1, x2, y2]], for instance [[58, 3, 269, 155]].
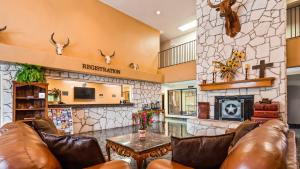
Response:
[[286, 130, 299, 169], [147, 159, 193, 169], [225, 128, 236, 134], [84, 160, 131, 169]]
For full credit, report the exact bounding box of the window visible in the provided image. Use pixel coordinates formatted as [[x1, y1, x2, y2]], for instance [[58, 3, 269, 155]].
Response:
[[168, 88, 197, 116]]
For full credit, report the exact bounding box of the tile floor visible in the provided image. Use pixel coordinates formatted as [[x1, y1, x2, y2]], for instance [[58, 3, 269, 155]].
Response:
[[78, 118, 300, 169]]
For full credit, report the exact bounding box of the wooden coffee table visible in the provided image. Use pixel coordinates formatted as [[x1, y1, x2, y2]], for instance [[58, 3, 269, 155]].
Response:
[[106, 132, 171, 169]]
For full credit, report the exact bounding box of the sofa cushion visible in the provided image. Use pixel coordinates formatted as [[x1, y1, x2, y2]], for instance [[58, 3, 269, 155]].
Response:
[[84, 160, 131, 169], [229, 120, 259, 149], [41, 132, 106, 169], [221, 119, 289, 169], [0, 122, 62, 169], [33, 118, 60, 136], [171, 133, 235, 169], [147, 159, 193, 169]]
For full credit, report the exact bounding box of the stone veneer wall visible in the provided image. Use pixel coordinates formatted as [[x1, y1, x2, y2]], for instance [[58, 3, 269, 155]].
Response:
[[45, 70, 161, 133], [196, 0, 287, 121], [0, 63, 19, 124], [0, 62, 161, 133]]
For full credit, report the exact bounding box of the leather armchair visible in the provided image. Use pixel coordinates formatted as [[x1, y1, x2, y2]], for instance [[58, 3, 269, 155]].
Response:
[[0, 122, 131, 169]]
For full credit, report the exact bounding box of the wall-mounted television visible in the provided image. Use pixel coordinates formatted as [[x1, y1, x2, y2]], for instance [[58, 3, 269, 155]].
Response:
[[74, 87, 95, 99]]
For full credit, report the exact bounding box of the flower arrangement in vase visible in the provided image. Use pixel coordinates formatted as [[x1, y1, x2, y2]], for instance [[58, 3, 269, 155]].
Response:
[[132, 111, 154, 140], [213, 50, 246, 82]]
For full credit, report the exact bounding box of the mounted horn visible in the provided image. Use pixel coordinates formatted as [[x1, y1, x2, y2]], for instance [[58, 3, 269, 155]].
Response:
[[207, 0, 221, 8], [99, 50, 115, 64], [99, 50, 106, 57], [207, 0, 241, 37], [50, 32, 70, 55], [230, 0, 237, 6], [63, 38, 70, 48], [0, 26, 7, 32], [50, 32, 57, 45], [110, 51, 115, 58]]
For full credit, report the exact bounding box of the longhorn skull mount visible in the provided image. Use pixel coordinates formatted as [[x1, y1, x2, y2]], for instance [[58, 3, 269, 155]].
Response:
[[99, 50, 115, 65], [129, 63, 139, 71], [0, 26, 7, 32], [50, 33, 70, 55], [207, 0, 240, 37]]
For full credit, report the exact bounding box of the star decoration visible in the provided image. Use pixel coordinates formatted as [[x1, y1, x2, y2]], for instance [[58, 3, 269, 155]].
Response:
[[225, 104, 237, 115]]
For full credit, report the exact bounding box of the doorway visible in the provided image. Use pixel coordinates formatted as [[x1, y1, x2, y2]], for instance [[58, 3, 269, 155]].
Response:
[[288, 74, 300, 125], [168, 88, 197, 116]]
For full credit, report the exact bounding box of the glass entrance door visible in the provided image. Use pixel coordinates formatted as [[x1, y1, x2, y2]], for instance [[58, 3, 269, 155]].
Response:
[[168, 88, 197, 116], [182, 89, 197, 116], [168, 90, 181, 116]]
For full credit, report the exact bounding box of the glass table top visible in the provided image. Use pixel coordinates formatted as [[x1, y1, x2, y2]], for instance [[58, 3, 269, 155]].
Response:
[[106, 132, 171, 153]]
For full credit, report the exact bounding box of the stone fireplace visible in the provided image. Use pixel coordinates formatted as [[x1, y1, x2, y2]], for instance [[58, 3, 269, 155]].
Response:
[[196, 0, 287, 121], [214, 95, 254, 121]]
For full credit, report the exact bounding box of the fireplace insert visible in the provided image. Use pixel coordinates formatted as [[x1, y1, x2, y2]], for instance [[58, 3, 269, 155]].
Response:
[[214, 95, 254, 121]]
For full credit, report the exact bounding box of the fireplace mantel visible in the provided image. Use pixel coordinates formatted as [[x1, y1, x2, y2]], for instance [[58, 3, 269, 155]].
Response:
[[199, 77, 275, 91]]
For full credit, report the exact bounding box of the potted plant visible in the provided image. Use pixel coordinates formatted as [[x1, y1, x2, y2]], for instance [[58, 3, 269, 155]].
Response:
[[48, 88, 61, 104], [138, 111, 154, 140], [15, 64, 45, 83]]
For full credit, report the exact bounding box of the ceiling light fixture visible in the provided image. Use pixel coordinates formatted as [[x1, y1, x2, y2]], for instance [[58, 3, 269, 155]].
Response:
[[178, 20, 198, 32], [156, 10, 161, 15]]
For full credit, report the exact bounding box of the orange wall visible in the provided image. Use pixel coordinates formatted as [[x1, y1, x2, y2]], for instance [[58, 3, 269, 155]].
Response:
[[158, 61, 196, 83], [0, 0, 160, 77], [287, 37, 300, 68], [47, 78, 122, 104]]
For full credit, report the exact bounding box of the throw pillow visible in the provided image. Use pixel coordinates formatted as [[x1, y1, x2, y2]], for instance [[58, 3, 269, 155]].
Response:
[[171, 133, 235, 169], [41, 132, 106, 169], [32, 118, 59, 136], [230, 121, 259, 148]]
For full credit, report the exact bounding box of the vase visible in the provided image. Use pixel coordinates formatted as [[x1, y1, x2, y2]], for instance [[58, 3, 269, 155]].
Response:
[[138, 129, 146, 140], [225, 75, 233, 82]]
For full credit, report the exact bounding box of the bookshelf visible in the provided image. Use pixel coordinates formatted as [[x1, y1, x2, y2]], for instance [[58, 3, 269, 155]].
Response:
[[13, 81, 48, 121]]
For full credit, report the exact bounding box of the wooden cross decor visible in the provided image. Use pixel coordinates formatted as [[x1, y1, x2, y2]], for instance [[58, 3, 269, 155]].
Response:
[[252, 60, 274, 78]]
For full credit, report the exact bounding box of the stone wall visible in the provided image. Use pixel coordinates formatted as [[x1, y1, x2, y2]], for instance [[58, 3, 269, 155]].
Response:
[[196, 0, 287, 121], [0, 62, 161, 133], [45, 70, 161, 133], [0, 63, 19, 124]]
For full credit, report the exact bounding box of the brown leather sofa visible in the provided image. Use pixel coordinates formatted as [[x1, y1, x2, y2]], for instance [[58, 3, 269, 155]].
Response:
[[147, 119, 298, 169], [0, 121, 131, 169]]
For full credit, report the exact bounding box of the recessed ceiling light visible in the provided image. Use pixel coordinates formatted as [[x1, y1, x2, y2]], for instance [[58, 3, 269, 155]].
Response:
[[178, 20, 198, 32], [156, 10, 161, 15]]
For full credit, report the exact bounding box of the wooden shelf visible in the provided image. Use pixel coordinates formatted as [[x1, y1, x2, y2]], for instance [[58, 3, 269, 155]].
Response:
[[199, 77, 275, 91], [16, 108, 45, 111], [13, 81, 48, 121], [16, 97, 45, 100]]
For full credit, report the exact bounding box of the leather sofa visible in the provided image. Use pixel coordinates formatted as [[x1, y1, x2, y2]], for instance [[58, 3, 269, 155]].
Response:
[[147, 119, 298, 169], [0, 121, 131, 169]]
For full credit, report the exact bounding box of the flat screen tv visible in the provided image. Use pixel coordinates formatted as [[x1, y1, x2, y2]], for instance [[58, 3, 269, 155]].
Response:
[[74, 87, 95, 99]]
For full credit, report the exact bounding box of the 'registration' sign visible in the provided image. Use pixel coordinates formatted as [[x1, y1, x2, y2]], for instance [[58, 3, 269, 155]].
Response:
[[82, 64, 121, 74]]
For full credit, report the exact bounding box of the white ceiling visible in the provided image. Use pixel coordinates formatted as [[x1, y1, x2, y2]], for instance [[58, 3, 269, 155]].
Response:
[[100, 0, 197, 42]]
